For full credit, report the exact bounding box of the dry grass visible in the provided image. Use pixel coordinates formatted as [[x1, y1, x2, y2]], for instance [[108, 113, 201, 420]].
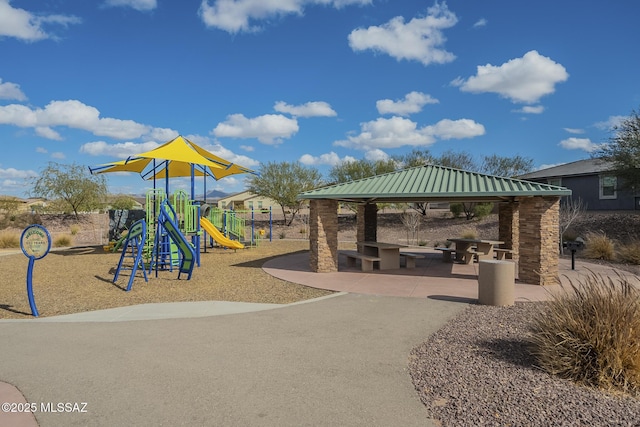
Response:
[[0, 240, 333, 320], [53, 234, 73, 247], [583, 232, 616, 261], [529, 271, 640, 397], [0, 230, 20, 248], [617, 240, 640, 265]]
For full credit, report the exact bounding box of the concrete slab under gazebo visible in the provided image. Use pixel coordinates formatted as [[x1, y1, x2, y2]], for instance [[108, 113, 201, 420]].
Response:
[[297, 165, 572, 286]]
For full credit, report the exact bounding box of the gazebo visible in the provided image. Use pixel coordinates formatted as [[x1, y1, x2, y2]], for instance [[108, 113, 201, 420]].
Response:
[[297, 165, 572, 286]]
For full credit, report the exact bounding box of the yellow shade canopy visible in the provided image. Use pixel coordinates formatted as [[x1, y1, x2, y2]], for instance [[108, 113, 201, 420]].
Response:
[[90, 135, 254, 181]]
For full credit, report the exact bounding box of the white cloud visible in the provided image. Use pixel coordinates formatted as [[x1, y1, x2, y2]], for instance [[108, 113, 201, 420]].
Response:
[[0, 0, 81, 41], [187, 136, 259, 168], [473, 18, 487, 28], [334, 116, 485, 150], [513, 105, 545, 114], [35, 126, 62, 140], [452, 50, 569, 103], [199, 0, 371, 33], [0, 167, 37, 196], [36, 147, 48, 154], [364, 149, 389, 162], [104, 0, 157, 11], [564, 128, 584, 134], [0, 78, 27, 101], [212, 113, 299, 144], [348, 2, 457, 66], [80, 140, 160, 157], [50, 152, 65, 159], [240, 145, 255, 152], [0, 167, 38, 179], [274, 101, 337, 117], [376, 91, 439, 116], [559, 137, 602, 152], [299, 151, 356, 166], [0, 100, 156, 140], [594, 115, 626, 130]]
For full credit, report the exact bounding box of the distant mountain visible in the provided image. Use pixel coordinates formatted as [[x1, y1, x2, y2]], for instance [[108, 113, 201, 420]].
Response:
[[205, 190, 228, 200]]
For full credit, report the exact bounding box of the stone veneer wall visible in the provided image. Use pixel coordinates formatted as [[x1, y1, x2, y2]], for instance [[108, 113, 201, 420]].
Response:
[[309, 199, 339, 272], [518, 196, 560, 286], [498, 202, 520, 264], [356, 203, 377, 243]]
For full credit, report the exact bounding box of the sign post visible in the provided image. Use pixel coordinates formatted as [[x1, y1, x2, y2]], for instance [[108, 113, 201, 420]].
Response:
[[20, 225, 51, 317]]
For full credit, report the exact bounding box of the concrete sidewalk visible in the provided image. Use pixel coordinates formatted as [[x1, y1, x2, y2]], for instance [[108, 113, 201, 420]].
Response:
[[0, 293, 466, 427]]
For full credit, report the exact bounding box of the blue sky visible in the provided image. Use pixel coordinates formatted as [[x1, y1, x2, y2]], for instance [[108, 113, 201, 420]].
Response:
[[1, 0, 639, 199]]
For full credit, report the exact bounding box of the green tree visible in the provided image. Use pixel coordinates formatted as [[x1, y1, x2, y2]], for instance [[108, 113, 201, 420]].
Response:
[[594, 106, 640, 191], [480, 154, 534, 177], [31, 162, 108, 218], [248, 161, 323, 226], [435, 150, 478, 171], [327, 158, 397, 184], [328, 158, 398, 213], [0, 196, 20, 217], [393, 149, 435, 168], [110, 194, 137, 210]]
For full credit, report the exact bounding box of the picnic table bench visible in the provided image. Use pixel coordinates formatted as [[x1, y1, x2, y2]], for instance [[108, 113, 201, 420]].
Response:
[[493, 248, 515, 260], [434, 247, 456, 262], [340, 250, 381, 271], [399, 252, 426, 268]]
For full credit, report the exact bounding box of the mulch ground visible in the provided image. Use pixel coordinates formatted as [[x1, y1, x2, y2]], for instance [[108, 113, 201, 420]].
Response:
[[0, 240, 333, 319]]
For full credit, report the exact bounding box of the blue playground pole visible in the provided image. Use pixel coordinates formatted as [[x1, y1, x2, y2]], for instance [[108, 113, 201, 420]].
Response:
[[20, 225, 52, 317], [269, 206, 273, 242]]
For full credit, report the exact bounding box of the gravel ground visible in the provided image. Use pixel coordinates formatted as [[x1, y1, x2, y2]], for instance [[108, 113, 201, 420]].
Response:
[[409, 302, 640, 427]]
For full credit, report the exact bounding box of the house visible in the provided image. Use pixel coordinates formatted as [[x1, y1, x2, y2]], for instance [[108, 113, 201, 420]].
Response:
[[217, 190, 278, 211], [518, 159, 638, 211]]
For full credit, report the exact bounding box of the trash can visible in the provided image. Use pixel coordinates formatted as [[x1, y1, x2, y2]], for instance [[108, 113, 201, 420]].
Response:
[[478, 260, 515, 306]]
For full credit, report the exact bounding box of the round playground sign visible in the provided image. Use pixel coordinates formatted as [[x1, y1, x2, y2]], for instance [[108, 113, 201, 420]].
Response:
[[20, 224, 51, 260]]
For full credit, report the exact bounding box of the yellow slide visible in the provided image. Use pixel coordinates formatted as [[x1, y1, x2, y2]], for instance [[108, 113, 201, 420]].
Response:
[[200, 217, 245, 250]]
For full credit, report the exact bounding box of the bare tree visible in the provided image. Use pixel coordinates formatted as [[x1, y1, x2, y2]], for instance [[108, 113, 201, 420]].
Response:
[[559, 197, 587, 254], [401, 210, 422, 245]]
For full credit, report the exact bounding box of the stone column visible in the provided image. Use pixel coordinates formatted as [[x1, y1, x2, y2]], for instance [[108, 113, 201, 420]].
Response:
[[356, 203, 377, 243], [518, 197, 560, 286], [498, 201, 519, 263], [309, 199, 339, 272]]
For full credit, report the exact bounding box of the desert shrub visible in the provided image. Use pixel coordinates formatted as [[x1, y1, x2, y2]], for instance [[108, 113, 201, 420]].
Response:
[[473, 202, 494, 220], [617, 240, 640, 265], [0, 231, 20, 248], [583, 232, 615, 261], [449, 203, 463, 218], [70, 224, 80, 235], [53, 234, 73, 247], [529, 272, 640, 397], [278, 231, 287, 239], [460, 229, 477, 239]]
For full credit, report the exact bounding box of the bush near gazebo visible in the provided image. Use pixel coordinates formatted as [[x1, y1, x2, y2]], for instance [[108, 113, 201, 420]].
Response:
[[529, 272, 640, 397]]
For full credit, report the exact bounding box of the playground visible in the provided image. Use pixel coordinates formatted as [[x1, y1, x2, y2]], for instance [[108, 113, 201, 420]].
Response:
[[0, 239, 332, 319]]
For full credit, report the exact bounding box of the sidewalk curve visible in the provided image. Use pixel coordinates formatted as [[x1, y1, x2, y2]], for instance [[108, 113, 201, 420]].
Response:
[[0, 293, 467, 426]]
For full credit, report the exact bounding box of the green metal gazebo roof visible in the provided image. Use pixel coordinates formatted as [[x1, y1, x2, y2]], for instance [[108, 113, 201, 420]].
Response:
[[298, 164, 571, 203]]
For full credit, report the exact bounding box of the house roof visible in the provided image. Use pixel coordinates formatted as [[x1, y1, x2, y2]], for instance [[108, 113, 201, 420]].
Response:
[[298, 164, 571, 203], [518, 158, 613, 180]]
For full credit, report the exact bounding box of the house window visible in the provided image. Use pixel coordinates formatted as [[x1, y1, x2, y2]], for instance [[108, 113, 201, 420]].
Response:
[[258, 201, 263, 209], [248, 201, 254, 209], [599, 175, 617, 199], [547, 178, 562, 187]]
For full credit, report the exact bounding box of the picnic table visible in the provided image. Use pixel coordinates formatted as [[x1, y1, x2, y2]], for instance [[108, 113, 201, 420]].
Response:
[[446, 238, 504, 264], [357, 241, 407, 270]]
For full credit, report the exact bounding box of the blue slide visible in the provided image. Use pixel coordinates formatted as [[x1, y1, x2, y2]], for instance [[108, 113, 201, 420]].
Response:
[[156, 201, 196, 280]]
